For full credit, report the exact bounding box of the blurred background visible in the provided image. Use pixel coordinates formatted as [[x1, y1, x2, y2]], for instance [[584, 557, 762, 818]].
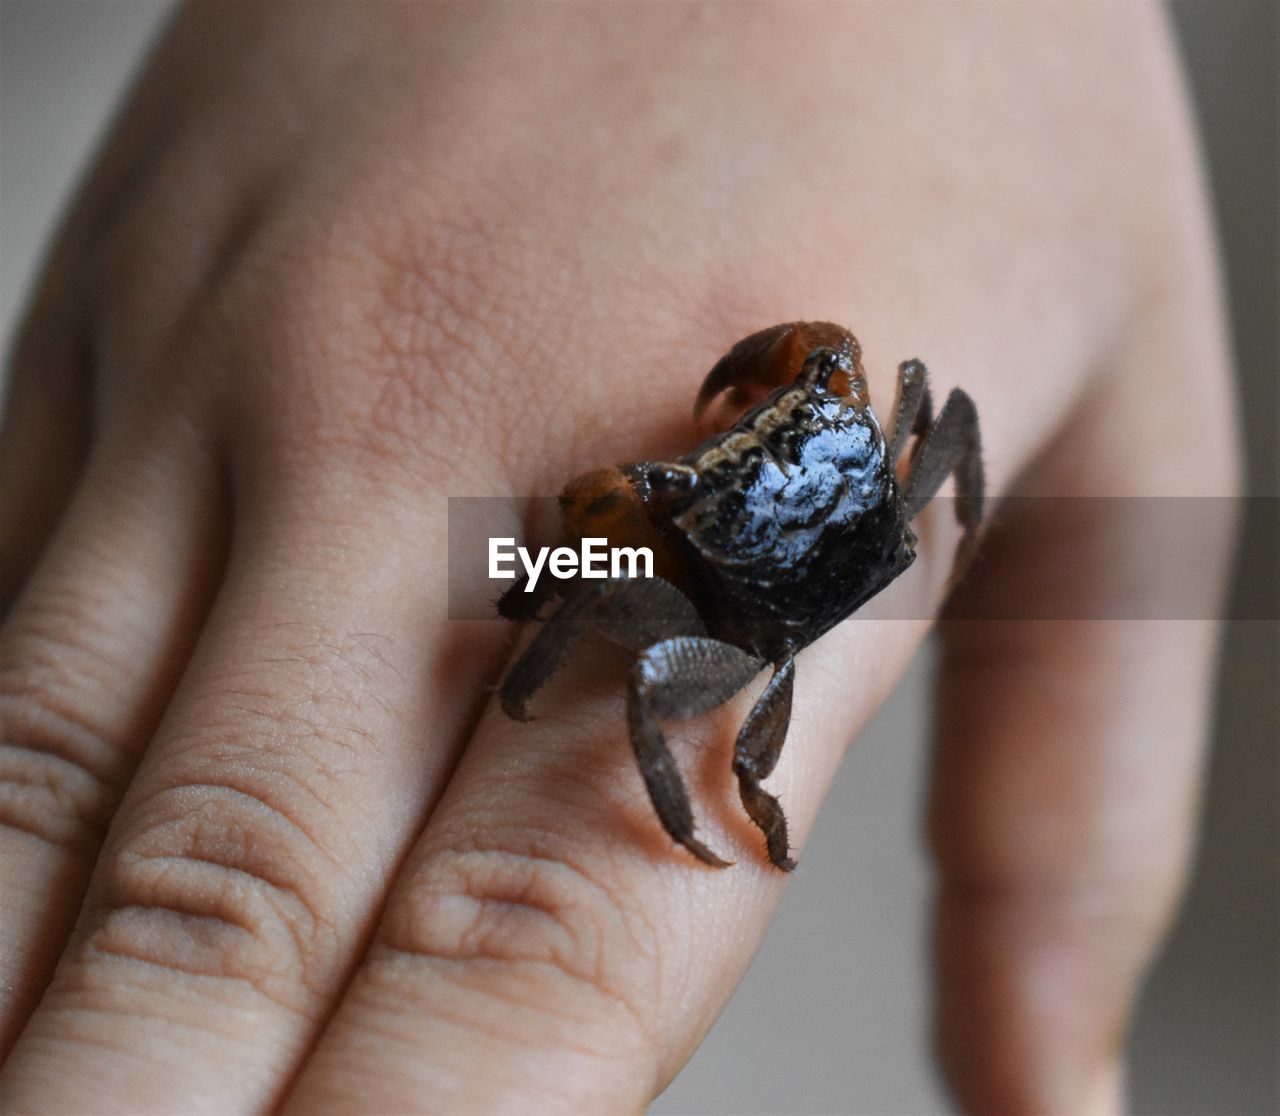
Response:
[[1, 2, 1274, 1113]]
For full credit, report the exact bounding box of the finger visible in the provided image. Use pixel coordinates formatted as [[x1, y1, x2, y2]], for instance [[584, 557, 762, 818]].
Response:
[[0, 0, 309, 612], [932, 614, 1223, 1115], [929, 306, 1237, 1113], [282, 597, 945, 1113], [0, 465, 509, 1113], [0, 310, 93, 612], [0, 426, 220, 1055], [0, 0, 197, 605]]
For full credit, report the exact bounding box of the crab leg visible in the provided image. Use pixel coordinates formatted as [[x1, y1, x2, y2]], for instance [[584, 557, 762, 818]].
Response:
[[495, 567, 562, 622], [498, 583, 599, 721], [887, 358, 934, 466], [732, 655, 797, 871], [903, 387, 985, 560], [628, 636, 764, 867], [499, 575, 705, 721]]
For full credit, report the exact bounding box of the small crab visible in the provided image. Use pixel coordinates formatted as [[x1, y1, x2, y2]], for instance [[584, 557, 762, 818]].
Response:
[[497, 322, 983, 871]]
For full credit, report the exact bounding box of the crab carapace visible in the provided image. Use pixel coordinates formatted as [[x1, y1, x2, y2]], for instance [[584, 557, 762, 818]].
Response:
[[497, 321, 983, 871]]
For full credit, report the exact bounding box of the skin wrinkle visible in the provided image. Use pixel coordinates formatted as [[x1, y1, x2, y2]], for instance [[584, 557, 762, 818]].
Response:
[[413, 717, 749, 1039], [0, 695, 119, 787], [16, 1001, 279, 1066], [105, 794, 331, 912], [103, 782, 344, 1008], [114, 850, 315, 933], [304, 973, 651, 1116], [393, 863, 582, 963], [12, 509, 468, 1075], [0, 429, 227, 1053], [3, 552, 168, 682], [392, 848, 601, 963], [0, 667, 152, 854], [0, 745, 109, 851], [462, 802, 671, 962], [125, 778, 343, 881], [8, 604, 136, 681], [364, 946, 652, 1069], [398, 841, 657, 999], [86, 882, 319, 1015], [91, 903, 260, 954], [16, 991, 304, 1115], [83, 848, 339, 1022]]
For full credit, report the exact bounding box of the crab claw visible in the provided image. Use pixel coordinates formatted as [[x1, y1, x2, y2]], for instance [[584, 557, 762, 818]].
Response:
[[693, 322, 798, 425], [692, 321, 865, 429]]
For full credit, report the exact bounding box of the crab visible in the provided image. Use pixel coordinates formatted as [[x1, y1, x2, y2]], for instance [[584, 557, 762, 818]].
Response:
[[497, 321, 983, 871]]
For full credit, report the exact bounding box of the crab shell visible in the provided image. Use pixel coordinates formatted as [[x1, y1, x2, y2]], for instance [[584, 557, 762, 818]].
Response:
[[562, 338, 917, 660]]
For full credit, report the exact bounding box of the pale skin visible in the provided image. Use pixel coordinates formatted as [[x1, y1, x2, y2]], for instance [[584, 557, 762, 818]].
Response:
[[0, 3, 1239, 1113]]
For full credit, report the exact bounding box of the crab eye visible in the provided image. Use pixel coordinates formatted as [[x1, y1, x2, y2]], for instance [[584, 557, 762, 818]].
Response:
[[803, 347, 843, 390], [647, 464, 698, 494]]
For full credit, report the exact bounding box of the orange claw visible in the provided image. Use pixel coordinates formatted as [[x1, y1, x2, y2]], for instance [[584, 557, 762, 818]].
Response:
[[692, 320, 867, 430]]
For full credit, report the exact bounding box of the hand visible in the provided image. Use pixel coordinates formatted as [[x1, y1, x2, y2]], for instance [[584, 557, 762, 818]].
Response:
[[0, 3, 1238, 1112]]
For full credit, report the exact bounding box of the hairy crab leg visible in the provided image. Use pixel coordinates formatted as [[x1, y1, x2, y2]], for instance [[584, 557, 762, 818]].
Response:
[[887, 358, 934, 467], [731, 655, 798, 871], [499, 575, 705, 721], [628, 636, 764, 867], [498, 581, 598, 721], [903, 387, 985, 569]]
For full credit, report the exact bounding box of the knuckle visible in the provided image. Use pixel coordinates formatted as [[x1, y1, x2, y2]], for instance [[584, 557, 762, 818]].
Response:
[[378, 842, 658, 1041], [934, 851, 1191, 946], [85, 772, 341, 1012], [186, 179, 540, 483], [384, 845, 609, 970], [0, 691, 117, 851], [75, 625, 397, 1006]]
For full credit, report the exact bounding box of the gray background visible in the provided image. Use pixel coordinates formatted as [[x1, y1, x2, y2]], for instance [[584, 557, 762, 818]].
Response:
[[1, 2, 1274, 1113]]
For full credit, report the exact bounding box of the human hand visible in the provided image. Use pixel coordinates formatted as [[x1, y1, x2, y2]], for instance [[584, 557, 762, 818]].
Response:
[[0, 3, 1238, 1113]]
